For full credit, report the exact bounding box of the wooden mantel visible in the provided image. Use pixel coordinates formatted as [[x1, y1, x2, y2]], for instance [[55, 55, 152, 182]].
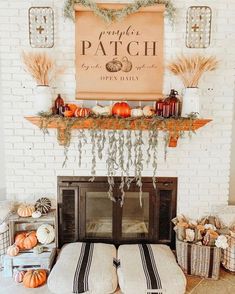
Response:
[[25, 116, 212, 147]]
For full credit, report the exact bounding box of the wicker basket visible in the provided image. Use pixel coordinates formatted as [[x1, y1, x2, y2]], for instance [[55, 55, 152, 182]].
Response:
[[0, 229, 10, 269], [176, 238, 221, 280], [222, 236, 235, 272]]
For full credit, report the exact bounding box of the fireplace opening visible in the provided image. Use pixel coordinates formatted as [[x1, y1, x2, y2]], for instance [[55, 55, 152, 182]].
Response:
[[57, 176, 177, 248]]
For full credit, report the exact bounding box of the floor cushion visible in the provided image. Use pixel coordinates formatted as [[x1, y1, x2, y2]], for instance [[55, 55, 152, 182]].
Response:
[[48, 242, 118, 294], [117, 244, 186, 294]]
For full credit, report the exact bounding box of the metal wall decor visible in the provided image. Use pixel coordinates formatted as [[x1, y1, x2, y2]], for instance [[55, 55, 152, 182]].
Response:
[[29, 7, 54, 48], [186, 6, 212, 48]]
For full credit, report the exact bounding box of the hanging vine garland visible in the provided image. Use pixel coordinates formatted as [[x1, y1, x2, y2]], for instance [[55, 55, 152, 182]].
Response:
[[38, 112, 197, 205], [64, 0, 176, 23]]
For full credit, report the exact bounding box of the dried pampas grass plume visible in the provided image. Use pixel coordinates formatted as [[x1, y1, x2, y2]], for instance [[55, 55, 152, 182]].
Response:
[[22, 51, 65, 86], [167, 55, 218, 88]]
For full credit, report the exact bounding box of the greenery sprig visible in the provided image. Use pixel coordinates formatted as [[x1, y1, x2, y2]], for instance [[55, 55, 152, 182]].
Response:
[[64, 0, 176, 23]]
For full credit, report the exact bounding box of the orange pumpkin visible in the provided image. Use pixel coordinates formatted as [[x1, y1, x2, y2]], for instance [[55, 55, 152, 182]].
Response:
[[23, 269, 47, 288], [15, 231, 37, 250], [112, 102, 131, 118], [17, 204, 35, 217], [74, 107, 91, 117], [64, 110, 74, 117], [68, 104, 79, 113]]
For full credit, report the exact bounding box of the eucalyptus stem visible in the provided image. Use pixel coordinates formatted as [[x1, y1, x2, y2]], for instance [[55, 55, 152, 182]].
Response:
[[134, 130, 143, 207], [90, 129, 97, 180]]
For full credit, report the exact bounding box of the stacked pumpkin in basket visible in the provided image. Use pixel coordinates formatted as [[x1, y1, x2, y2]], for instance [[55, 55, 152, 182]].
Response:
[[172, 214, 229, 249]]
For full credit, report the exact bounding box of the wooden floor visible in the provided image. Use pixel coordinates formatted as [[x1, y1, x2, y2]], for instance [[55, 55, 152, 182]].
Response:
[[0, 267, 235, 293], [186, 267, 235, 294]]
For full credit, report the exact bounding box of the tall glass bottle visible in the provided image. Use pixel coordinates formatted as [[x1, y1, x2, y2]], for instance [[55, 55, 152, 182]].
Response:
[[54, 94, 64, 115], [164, 89, 180, 117]]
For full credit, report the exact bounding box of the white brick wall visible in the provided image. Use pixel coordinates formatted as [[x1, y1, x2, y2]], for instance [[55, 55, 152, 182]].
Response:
[[0, 0, 235, 218]]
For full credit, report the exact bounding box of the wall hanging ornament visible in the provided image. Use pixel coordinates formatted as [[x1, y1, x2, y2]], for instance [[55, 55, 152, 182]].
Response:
[[186, 6, 212, 49], [29, 7, 54, 48], [64, 0, 176, 23]]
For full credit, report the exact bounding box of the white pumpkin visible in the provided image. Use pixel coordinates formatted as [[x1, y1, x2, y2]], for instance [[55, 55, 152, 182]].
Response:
[[92, 105, 112, 116], [7, 244, 19, 256], [32, 211, 42, 219], [36, 224, 55, 244], [131, 108, 143, 117], [143, 105, 155, 117]]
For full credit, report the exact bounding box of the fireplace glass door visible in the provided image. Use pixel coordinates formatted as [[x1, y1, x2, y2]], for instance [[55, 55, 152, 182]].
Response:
[[121, 192, 149, 239], [58, 177, 177, 247], [85, 192, 112, 239]]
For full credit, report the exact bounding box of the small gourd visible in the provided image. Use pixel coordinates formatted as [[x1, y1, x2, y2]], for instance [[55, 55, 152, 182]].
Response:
[[131, 108, 143, 118], [14, 270, 26, 283], [106, 58, 122, 72], [121, 57, 132, 72], [7, 244, 19, 256], [17, 204, 35, 217], [36, 224, 55, 244], [23, 269, 47, 288], [32, 211, 42, 219], [143, 105, 155, 117], [74, 107, 91, 118], [33, 245, 44, 255]]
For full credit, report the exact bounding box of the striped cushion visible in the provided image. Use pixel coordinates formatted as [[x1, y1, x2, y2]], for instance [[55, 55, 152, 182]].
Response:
[[118, 244, 186, 294], [48, 242, 118, 294]]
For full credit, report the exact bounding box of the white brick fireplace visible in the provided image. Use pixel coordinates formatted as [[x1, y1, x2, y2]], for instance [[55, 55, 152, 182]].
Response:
[[0, 0, 235, 218]]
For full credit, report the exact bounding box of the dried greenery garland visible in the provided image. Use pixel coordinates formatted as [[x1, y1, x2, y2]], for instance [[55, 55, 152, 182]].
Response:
[[38, 112, 196, 205], [64, 0, 176, 23]]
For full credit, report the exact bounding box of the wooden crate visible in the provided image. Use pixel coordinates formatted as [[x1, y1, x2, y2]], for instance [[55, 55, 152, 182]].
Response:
[[8, 210, 56, 247], [3, 248, 56, 277]]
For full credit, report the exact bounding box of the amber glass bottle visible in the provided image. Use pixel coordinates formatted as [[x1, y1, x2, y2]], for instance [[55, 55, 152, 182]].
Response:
[[164, 89, 180, 117], [54, 94, 64, 115]]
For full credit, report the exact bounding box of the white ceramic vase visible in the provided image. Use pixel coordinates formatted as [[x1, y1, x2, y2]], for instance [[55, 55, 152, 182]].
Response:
[[181, 87, 200, 117], [34, 85, 52, 114]]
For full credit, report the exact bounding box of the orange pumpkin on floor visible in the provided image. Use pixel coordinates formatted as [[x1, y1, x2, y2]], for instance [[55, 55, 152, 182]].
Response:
[[23, 269, 47, 288], [74, 107, 91, 117], [15, 231, 37, 250], [112, 102, 131, 118]]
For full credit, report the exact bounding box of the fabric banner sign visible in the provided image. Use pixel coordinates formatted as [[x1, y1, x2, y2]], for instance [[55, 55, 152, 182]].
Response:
[[75, 4, 165, 100]]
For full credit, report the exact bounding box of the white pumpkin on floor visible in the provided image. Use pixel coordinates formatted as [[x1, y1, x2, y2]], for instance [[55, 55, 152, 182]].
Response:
[[36, 224, 55, 244]]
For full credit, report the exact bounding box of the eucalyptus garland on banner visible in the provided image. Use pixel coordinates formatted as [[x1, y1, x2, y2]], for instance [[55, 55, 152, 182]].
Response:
[[38, 113, 196, 206], [64, 0, 176, 23]]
